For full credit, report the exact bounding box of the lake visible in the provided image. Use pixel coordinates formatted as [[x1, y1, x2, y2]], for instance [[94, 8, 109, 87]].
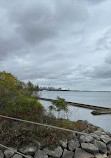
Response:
[[39, 91, 111, 132]]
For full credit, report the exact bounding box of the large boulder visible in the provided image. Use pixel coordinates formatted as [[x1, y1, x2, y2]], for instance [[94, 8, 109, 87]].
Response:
[[60, 139, 67, 148], [81, 143, 99, 154], [90, 133, 100, 141], [79, 135, 94, 143], [100, 135, 111, 144], [107, 143, 111, 155], [12, 154, 23, 158], [74, 148, 94, 158], [62, 149, 74, 158], [107, 143, 111, 151], [68, 139, 80, 151], [94, 131, 106, 137], [94, 153, 108, 158], [94, 140, 107, 154], [4, 149, 15, 158], [18, 143, 38, 156], [43, 146, 63, 158], [34, 150, 48, 158]]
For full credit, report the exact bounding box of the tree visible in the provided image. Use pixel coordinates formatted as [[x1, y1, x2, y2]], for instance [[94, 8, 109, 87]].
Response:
[[0, 71, 44, 115], [49, 96, 68, 118], [26, 81, 34, 92]]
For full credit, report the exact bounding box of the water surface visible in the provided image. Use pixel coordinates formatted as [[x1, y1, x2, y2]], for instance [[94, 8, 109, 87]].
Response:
[[39, 91, 111, 132]]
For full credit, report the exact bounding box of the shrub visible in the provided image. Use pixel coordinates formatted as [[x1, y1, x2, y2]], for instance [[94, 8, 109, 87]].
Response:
[[49, 96, 68, 118], [0, 71, 44, 116]]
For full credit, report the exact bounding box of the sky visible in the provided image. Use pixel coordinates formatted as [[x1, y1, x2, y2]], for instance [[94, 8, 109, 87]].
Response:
[[0, 0, 111, 91]]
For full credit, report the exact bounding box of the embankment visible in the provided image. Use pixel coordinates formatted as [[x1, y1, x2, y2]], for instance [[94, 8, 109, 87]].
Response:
[[0, 120, 111, 158]]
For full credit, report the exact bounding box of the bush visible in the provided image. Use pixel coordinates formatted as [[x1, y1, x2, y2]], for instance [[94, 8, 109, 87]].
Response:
[[0, 71, 44, 116], [49, 96, 68, 118]]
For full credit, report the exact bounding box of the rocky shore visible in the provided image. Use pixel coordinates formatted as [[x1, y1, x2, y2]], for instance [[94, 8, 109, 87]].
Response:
[[0, 121, 111, 158]]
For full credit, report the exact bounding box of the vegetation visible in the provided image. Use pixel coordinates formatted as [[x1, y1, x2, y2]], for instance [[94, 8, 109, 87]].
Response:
[[0, 71, 43, 115], [0, 71, 87, 149], [49, 96, 68, 118]]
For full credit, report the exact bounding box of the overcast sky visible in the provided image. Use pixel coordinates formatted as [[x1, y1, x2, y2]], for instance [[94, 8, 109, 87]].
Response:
[[0, 0, 111, 90]]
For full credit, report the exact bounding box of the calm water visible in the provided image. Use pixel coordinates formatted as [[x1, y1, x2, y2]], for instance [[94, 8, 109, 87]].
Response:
[[39, 91, 111, 132]]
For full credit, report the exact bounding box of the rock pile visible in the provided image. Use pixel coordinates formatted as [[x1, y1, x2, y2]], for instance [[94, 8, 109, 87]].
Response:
[[0, 120, 111, 158], [0, 129, 111, 158]]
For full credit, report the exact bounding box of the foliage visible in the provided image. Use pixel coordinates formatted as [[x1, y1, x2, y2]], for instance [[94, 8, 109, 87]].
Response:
[[26, 81, 39, 93], [0, 71, 43, 115], [49, 96, 68, 118], [0, 71, 87, 149]]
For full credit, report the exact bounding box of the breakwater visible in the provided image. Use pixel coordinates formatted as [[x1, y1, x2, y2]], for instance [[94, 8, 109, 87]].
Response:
[[39, 98, 111, 115]]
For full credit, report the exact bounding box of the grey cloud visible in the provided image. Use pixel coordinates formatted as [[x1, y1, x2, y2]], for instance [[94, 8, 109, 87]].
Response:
[[95, 29, 111, 52], [4, 0, 87, 44], [0, 0, 111, 90]]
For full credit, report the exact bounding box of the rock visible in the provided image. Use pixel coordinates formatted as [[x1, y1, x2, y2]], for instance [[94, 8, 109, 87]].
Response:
[[60, 140, 67, 148], [101, 135, 111, 144], [27, 156, 33, 158], [79, 135, 94, 143], [74, 148, 94, 158], [34, 150, 48, 158], [94, 153, 108, 158], [62, 149, 74, 158], [94, 131, 106, 136], [107, 143, 111, 152], [43, 146, 63, 157], [12, 154, 23, 158], [18, 143, 38, 156], [0, 150, 4, 158], [81, 143, 99, 154], [107, 143, 111, 155], [68, 139, 80, 151], [97, 128, 105, 132], [4, 149, 15, 158], [105, 131, 111, 137], [94, 140, 107, 154], [90, 133, 100, 141]]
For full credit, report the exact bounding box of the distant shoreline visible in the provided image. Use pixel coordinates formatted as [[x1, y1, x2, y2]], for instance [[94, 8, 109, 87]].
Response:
[[40, 90, 111, 92]]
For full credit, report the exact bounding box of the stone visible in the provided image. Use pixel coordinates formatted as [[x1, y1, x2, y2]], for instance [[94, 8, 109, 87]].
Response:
[[94, 153, 107, 158], [68, 139, 80, 151], [60, 140, 67, 148], [80, 135, 94, 143], [12, 154, 23, 158], [62, 149, 73, 158], [107, 143, 111, 152], [81, 143, 99, 154], [107, 143, 111, 155], [0, 150, 4, 158], [43, 146, 63, 158], [97, 128, 105, 132], [26, 156, 33, 158], [90, 133, 100, 141], [101, 135, 111, 144], [105, 131, 111, 137], [18, 143, 38, 156], [34, 150, 48, 158], [94, 131, 106, 136], [94, 140, 107, 154], [74, 148, 94, 158], [4, 149, 15, 158]]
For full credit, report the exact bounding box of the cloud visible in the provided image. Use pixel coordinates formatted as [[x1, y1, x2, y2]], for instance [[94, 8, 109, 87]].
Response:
[[0, 0, 111, 90]]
